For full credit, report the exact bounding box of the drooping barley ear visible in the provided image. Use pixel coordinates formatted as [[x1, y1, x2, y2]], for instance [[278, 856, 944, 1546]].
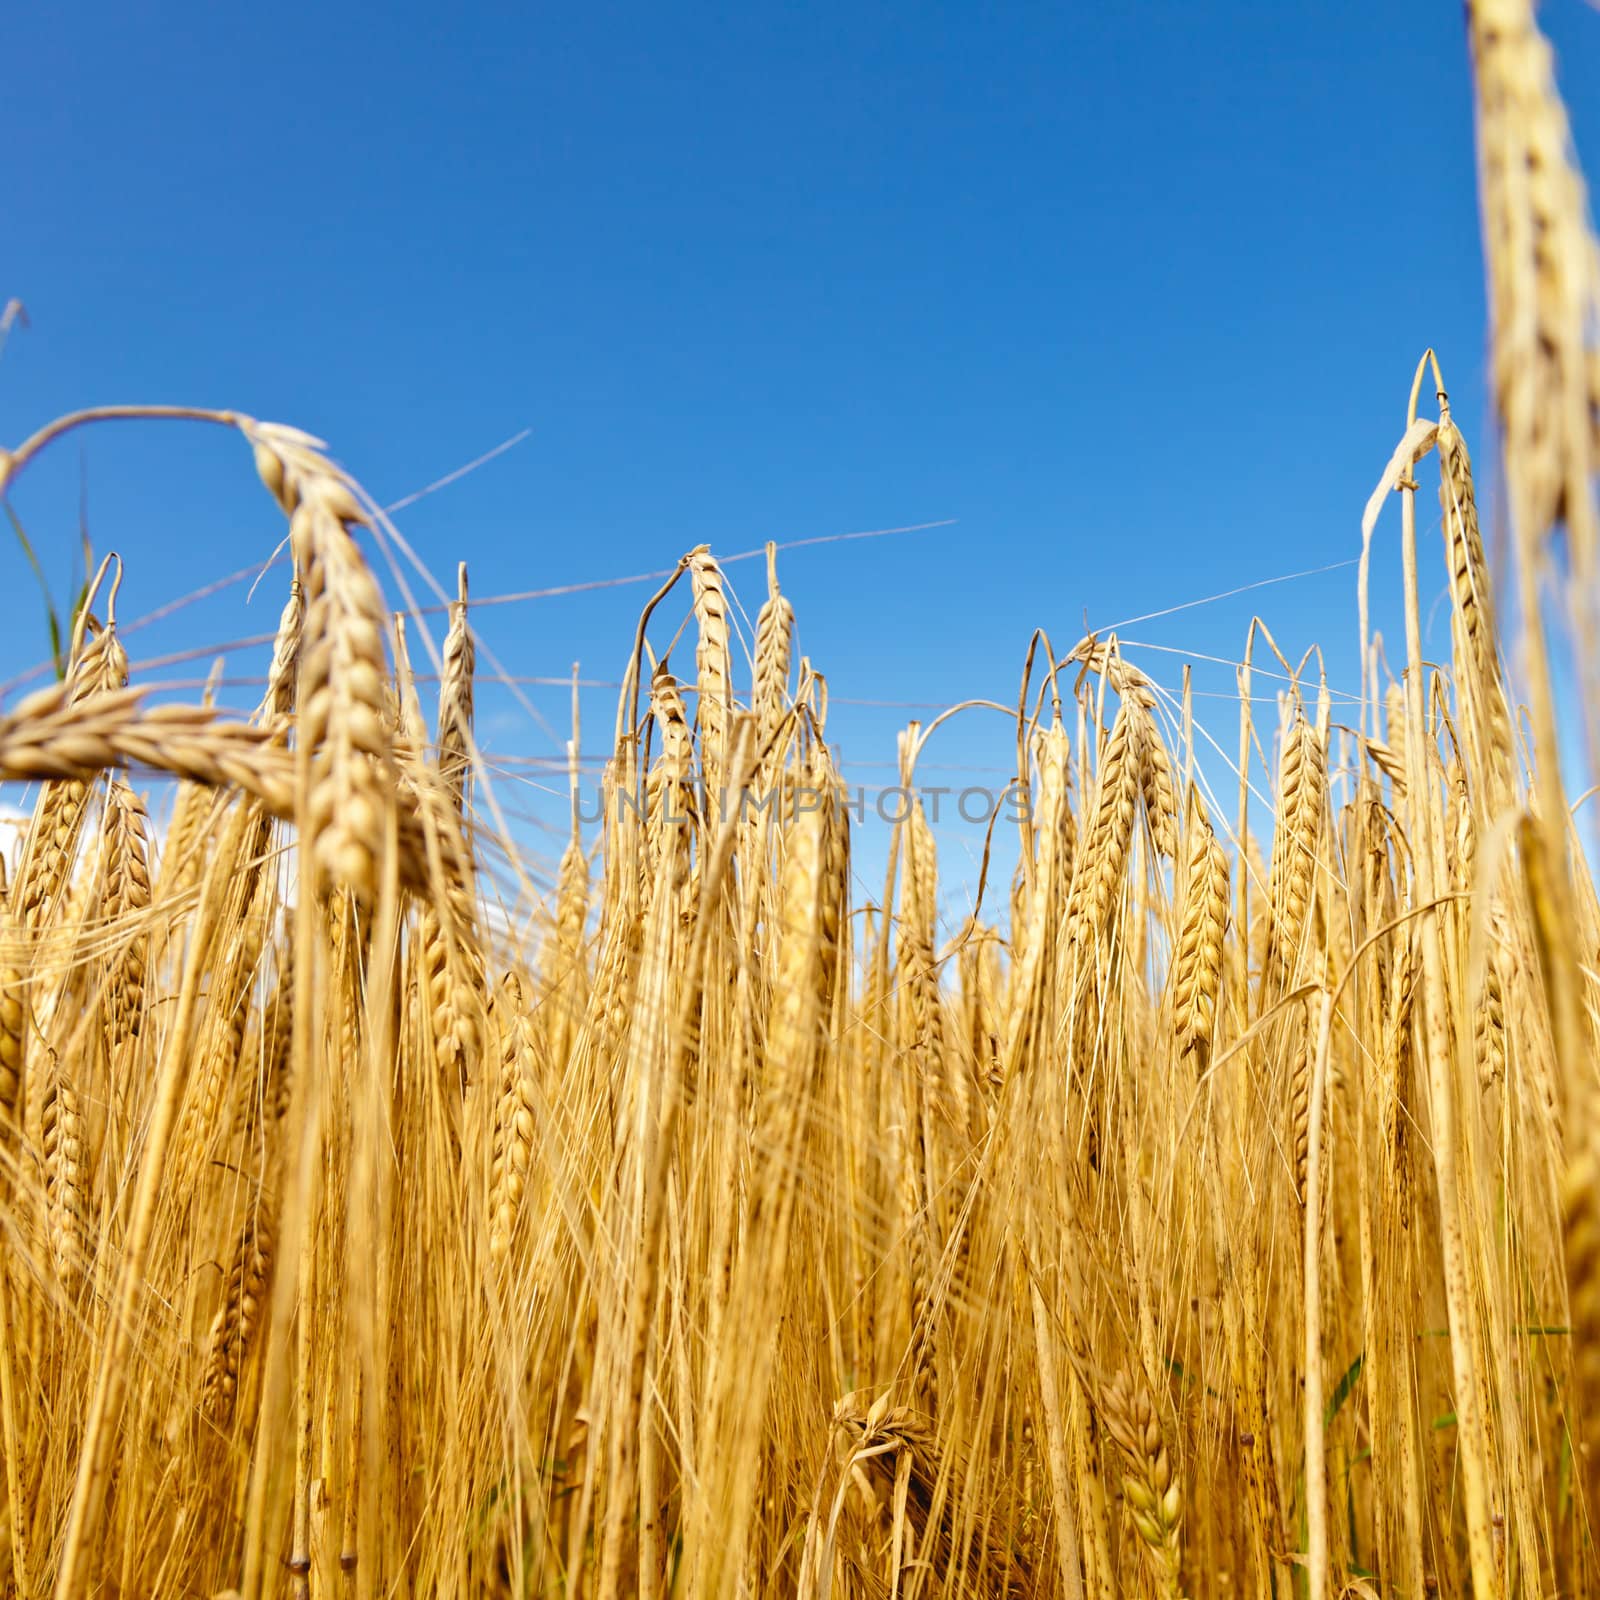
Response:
[[1066, 634, 1159, 711], [74, 604, 131, 702], [753, 542, 794, 757], [40, 1071, 90, 1299], [201, 1197, 277, 1427], [1171, 789, 1228, 1057], [1067, 699, 1142, 952], [689, 545, 733, 799], [102, 781, 152, 1046], [0, 697, 320, 864], [437, 562, 476, 814], [1099, 1362, 1184, 1599], [488, 972, 539, 1266], [796, 653, 829, 737], [247, 421, 393, 904], [1266, 714, 1325, 982]]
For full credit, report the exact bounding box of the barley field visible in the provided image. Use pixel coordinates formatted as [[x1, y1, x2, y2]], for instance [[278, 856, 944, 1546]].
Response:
[[2, 3, 1600, 1598]]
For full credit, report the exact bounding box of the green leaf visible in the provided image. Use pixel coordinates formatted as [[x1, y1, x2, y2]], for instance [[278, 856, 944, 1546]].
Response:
[[1324, 1352, 1364, 1431], [3, 498, 67, 678]]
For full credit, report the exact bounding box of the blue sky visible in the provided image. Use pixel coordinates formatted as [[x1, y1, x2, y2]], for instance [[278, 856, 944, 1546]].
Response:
[[5, 2, 1599, 919]]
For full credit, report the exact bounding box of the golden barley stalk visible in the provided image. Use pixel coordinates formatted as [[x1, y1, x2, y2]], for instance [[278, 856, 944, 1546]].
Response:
[[249, 422, 394, 902], [999, 719, 1070, 1081], [201, 1199, 277, 1426], [437, 562, 476, 813], [1266, 715, 1325, 978], [1436, 396, 1513, 785], [0, 933, 23, 1133], [1068, 700, 1142, 951], [689, 545, 732, 795], [487, 972, 539, 1265], [753, 543, 795, 754], [40, 1073, 90, 1299], [260, 576, 305, 726], [1139, 713, 1180, 861], [102, 781, 152, 1045], [1171, 792, 1228, 1056]]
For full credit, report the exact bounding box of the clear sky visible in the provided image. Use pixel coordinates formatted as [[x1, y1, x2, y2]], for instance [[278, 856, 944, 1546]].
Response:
[[5, 2, 1600, 919]]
